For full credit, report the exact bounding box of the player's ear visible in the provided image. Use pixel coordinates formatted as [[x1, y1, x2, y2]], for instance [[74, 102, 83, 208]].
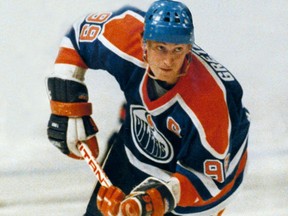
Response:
[[142, 38, 148, 63]]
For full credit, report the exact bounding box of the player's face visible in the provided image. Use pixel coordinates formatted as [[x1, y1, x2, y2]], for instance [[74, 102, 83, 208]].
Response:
[[146, 41, 191, 85]]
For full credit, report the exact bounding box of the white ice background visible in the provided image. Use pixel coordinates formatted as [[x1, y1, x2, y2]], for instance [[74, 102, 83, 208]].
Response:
[[0, 0, 287, 215]]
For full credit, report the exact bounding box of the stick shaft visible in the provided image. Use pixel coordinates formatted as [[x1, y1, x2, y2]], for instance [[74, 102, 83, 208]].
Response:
[[77, 142, 112, 188]]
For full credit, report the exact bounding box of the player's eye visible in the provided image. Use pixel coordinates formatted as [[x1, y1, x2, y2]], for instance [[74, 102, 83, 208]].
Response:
[[157, 45, 166, 52], [174, 47, 184, 53]]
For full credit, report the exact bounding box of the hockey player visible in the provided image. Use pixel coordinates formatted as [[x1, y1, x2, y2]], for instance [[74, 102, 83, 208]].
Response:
[[46, 0, 250, 215]]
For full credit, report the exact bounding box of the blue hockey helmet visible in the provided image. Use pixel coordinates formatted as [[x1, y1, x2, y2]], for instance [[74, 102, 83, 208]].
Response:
[[143, 0, 194, 44]]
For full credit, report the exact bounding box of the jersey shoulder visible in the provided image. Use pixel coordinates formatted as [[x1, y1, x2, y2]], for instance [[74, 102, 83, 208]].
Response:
[[192, 44, 236, 83], [191, 44, 244, 98], [68, 6, 145, 67]]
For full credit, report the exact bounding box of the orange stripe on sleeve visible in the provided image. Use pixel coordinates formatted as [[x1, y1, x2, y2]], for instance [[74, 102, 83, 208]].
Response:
[[173, 173, 204, 207], [102, 14, 144, 62], [174, 151, 247, 208], [192, 151, 247, 207], [55, 47, 88, 69]]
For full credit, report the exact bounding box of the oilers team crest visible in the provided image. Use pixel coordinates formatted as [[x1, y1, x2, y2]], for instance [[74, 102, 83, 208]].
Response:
[[130, 105, 174, 163]]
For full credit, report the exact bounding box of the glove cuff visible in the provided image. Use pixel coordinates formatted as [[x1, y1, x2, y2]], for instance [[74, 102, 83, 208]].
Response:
[[50, 100, 92, 117], [132, 177, 177, 213]]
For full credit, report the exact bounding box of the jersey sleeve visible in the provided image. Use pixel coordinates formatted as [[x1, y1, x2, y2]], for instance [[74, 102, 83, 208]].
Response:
[[53, 6, 146, 90], [171, 45, 250, 214]]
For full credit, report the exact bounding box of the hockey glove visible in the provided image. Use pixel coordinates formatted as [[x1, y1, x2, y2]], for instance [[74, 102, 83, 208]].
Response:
[[120, 177, 179, 216], [97, 177, 179, 216], [97, 185, 126, 216], [47, 76, 99, 159]]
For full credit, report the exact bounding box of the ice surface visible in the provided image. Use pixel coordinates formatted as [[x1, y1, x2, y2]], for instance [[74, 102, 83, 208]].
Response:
[[1, 0, 287, 215]]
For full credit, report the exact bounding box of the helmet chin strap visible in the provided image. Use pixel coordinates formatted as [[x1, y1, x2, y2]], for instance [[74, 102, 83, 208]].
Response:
[[143, 50, 192, 81], [178, 52, 192, 77], [146, 67, 157, 80], [143, 48, 158, 80]]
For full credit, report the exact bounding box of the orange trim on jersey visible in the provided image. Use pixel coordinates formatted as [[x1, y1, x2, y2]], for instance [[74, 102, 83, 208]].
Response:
[[55, 47, 88, 69], [141, 55, 230, 156], [141, 71, 183, 111], [50, 100, 92, 117], [102, 14, 144, 62], [173, 173, 204, 207], [180, 56, 229, 155], [175, 151, 247, 208]]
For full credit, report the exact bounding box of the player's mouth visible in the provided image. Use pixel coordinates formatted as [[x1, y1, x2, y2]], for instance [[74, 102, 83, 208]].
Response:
[[160, 68, 173, 72]]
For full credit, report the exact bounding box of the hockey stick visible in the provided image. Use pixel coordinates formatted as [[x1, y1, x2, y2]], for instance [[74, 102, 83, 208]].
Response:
[[77, 142, 112, 188]]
